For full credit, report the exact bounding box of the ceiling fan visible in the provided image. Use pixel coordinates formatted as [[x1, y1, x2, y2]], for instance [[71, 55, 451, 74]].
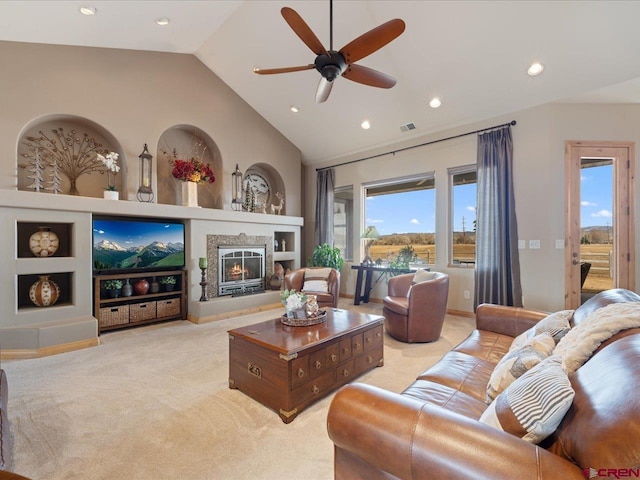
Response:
[[253, 0, 406, 103]]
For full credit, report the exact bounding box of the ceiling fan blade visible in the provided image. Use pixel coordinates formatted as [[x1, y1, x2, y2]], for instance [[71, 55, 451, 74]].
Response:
[[315, 78, 334, 103], [281, 7, 329, 56], [254, 65, 315, 75], [342, 64, 397, 89], [340, 19, 406, 64]]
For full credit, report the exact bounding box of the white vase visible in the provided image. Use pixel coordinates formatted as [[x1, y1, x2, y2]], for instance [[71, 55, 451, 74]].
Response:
[[181, 181, 199, 207], [103, 190, 119, 200]]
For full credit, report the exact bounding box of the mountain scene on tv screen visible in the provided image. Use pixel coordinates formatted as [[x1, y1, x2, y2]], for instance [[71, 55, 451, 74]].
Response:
[[94, 240, 184, 269]]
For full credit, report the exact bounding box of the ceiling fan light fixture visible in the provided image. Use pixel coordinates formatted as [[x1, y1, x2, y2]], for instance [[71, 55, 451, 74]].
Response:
[[79, 6, 97, 16], [361, 120, 371, 130], [528, 62, 544, 76], [429, 97, 442, 109], [155, 17, 170, 26]]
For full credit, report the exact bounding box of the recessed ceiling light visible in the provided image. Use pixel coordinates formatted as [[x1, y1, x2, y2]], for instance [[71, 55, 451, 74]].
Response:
[[290, 106, 299, 113], [361, 120, 371, 130], [79, 6, 97, 15], [429, 97, 441, 109], [155, 17, 170, 26], [527, 62, 544, 76]]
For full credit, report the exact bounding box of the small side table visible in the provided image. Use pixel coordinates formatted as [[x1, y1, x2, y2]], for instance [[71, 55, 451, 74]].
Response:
[[351, 264, 415, 305]]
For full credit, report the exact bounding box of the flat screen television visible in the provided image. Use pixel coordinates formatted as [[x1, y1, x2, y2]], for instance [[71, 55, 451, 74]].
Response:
[[92, 216, 185, 273]]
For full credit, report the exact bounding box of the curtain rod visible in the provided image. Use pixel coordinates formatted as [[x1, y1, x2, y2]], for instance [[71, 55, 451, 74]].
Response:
[[316, 120, 517, 172]]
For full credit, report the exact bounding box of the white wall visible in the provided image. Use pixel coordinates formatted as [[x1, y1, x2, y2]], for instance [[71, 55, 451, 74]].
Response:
[[305, 103, 640, 313]]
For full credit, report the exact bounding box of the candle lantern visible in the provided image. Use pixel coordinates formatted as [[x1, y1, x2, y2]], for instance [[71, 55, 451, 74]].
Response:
[[231, 163, 243, 211], [137, 143, 154, 202]]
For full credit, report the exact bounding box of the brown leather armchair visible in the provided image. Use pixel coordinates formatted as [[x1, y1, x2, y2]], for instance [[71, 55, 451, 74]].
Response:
[[382, 271, 449, 342], [284, 267, 340, 309]]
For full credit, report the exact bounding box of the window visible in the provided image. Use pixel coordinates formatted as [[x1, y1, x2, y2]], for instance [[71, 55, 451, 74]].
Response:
[[449, 165, 477, 266], [364, 174, 436, 265], [334, 186, 353, 261]]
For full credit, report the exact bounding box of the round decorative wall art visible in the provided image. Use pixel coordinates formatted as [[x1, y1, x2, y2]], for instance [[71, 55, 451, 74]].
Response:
[[29, 226, 59, 257], [29, 275, 60, 307]]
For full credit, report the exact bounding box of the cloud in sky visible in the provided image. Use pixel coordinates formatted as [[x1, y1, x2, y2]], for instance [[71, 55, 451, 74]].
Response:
[[581, 200, 597, 206], [366, 218, 384, 224], [410, 218, 419, 224], [466, 206, 476, 212], [591, 209, 612, 218]]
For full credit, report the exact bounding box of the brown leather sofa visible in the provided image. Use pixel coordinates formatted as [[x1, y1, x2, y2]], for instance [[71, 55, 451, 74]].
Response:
[[327, 289, 640, 479], [383, 272, 449, 342], [284, 267, 340, 309]]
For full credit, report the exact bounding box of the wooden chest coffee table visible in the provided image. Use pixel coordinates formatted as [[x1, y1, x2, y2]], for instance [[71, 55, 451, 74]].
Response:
[[228, 308, 384, 423]]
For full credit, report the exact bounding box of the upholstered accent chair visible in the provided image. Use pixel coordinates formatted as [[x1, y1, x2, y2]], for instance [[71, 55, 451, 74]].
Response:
[[284, 267, 340, 309], [383, 271, 449, 343]]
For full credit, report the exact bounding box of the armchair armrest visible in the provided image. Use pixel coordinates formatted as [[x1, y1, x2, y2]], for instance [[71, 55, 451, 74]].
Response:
[[327, 383, 584, 480], [475, 304, 548, 337]]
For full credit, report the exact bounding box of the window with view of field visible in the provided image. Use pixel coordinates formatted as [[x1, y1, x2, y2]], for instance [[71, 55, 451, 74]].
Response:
[[450, 166, 477, 266], [364, 175, 435, 265]]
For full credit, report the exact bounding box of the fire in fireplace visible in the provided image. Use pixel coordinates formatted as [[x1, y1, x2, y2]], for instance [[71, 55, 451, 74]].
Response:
[[218, 246, 266, 296]]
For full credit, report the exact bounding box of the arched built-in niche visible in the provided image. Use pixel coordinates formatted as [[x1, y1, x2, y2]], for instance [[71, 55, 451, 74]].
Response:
[[17, 115, 124, 197], [156, 125, 223, 209], [243, 163, 286, 215]]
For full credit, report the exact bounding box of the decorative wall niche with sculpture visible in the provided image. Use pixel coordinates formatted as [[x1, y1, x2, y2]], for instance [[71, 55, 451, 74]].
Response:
[[157, 125, 223, 209], [17, 115, 123, 197], [242, 163, 286, 215]]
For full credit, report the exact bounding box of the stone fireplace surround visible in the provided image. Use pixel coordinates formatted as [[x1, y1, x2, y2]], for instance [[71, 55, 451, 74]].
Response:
[[207, 233, 274, 298]]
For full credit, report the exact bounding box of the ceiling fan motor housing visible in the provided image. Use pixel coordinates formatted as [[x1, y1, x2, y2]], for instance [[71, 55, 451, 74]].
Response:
[[315, 50, 347, 82]]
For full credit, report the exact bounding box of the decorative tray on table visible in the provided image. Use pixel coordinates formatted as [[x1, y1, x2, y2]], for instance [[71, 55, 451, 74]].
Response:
[[281, 310, 327, 327]]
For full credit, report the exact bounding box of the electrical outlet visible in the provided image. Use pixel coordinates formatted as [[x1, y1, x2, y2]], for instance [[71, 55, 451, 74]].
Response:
[[463, 290, 470, 299]]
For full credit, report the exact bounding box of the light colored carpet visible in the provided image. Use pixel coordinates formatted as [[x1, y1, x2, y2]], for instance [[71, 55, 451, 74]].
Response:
[[3, 300, 474, 480]]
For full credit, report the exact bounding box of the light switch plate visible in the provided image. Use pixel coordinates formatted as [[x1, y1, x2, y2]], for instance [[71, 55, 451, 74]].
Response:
[[555, 239, 564, 249], [518, 240, 525, 249], [529, 240, 541, 249]]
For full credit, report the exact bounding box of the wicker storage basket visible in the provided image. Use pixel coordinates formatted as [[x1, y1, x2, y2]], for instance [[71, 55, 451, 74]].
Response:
[[130, 301, 156, 322], [157, 298, 181, 318], [99, 304, 130, 328]]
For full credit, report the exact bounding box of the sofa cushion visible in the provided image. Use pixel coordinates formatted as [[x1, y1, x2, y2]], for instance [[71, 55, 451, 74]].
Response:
[[452, 330, 514, 364], [416, 351, 496, 404], [479, 356, 574, 444], [510, 310, 572, 351], [402, 379, 488, 420], [486, 332, 555, 403]]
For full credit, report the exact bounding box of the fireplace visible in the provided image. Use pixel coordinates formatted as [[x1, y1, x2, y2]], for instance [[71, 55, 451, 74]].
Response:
[[218, 246, 266, 296]]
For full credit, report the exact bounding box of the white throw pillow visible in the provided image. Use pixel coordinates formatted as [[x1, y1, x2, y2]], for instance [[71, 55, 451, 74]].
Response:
[[486, 332, 555, 403], [510, 309, 573, 352], [302, 279, 329, 293], [302, 268, 332, 293], [412, 269, 437, 284], [480, 355, 575, 444]]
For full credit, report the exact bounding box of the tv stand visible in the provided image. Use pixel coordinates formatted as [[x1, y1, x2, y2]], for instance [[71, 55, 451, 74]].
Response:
[[93, 269, 187, 333]]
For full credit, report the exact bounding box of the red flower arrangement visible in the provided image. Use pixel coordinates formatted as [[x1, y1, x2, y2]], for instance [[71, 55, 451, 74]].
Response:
[[170, 159, 215, 184]]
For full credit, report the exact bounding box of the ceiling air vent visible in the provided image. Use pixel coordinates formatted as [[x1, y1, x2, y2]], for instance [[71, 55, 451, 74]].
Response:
[[400, 122, 416, 132]]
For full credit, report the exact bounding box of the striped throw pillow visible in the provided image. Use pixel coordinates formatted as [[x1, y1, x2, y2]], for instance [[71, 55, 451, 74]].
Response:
[[302, 268, 332, 293], [480, 355, 575, 444]]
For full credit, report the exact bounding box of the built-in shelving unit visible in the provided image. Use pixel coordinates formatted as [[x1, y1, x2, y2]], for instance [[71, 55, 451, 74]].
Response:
[[273, 231, 296, 271], [93, 270, 187, 333]]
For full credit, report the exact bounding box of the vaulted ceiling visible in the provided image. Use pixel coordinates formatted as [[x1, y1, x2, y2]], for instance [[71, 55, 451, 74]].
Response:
[[2, 1, 640, 165]]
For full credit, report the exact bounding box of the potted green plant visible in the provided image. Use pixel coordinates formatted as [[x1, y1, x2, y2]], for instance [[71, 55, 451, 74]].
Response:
[[160, 276, 177, 292], [308, 243, 344, 270], [104, 279, 123, 298]]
